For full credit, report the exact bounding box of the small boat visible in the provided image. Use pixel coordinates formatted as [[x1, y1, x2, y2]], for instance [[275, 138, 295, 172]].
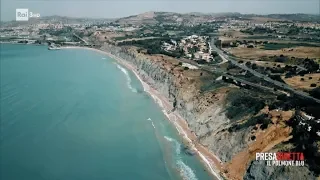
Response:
[[48, 47, 61, 50], [182, 145, 196, 156], [185, 149, 196, 156]]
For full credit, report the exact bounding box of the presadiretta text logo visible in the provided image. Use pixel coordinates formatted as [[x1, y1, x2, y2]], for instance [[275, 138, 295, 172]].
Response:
[[256, 152, 305, 166]]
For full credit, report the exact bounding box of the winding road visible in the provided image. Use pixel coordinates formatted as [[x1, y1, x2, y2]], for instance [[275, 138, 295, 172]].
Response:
[[210, 39, 320, 104]]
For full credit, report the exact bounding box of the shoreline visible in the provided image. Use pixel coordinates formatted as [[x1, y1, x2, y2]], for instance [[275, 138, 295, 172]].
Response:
[[62, 46, 224, 180]]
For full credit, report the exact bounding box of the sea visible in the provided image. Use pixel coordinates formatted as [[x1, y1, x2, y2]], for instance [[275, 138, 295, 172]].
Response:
[[0, 44, 215, 180]]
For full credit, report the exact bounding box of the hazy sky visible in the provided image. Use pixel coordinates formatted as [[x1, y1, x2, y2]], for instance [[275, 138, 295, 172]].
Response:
[[1, 0, 319, 21]]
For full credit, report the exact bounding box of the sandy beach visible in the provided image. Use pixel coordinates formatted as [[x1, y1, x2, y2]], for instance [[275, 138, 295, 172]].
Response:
[[62, 46, 224, 180]]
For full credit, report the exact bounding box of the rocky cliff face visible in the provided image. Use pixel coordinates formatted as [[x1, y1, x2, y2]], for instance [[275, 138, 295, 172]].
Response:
[[101, 44, 251, 162], [100, 43, 318, 180]]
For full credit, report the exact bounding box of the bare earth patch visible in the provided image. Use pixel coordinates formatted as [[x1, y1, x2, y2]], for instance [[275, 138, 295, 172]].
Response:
[[222, 109, 294, 180], [282, 73, 320, 90], [228, 46, 320, 60]]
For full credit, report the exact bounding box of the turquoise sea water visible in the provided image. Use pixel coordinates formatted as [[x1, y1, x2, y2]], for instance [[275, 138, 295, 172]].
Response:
[[0, 44, 214, 180]]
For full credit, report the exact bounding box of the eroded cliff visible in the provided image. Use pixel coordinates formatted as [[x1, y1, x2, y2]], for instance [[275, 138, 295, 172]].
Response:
[[100, 43, 318, 180]]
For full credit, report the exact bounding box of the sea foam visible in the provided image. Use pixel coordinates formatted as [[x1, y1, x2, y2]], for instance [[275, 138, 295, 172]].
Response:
[[164, 136, 197, 180], [177, 160, 198, 180], [115, 64, 137, 93], [164, 136, 181, 158]]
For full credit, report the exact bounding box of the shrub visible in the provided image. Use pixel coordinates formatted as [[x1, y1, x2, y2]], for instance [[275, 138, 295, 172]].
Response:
[[277, 94, 288, 101], [228, 114, 271, 132], [184, 67, 189, 70], [310, 87, 320, 99], [226, 91, 265, 121], [310, 83, 317, 87], [252, 63, 257, 69]]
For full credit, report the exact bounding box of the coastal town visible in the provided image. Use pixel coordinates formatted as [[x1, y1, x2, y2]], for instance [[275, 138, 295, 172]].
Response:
[[1, 11, 320, 180]]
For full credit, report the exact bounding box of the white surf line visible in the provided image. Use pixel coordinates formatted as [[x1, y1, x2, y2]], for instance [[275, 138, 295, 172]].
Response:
[[131, 69, 222, 180], [174, 113, 222, 163], [151, 122, 155, 129], [141, 86, 222, 180], [147, 118, 155, 128], [170, 114, 223, 180], [114, 63, 137, 93]]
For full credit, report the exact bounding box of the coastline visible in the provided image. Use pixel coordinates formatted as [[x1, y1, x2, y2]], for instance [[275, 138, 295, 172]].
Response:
[[62, 46, 224, 180]]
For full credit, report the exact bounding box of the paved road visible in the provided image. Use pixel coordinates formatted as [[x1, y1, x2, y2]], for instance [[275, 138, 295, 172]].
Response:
[[176, 58, 281, 93], [223, 74, 277, 92], [210, 39, 320, 104], [73, 33, 89, 45]]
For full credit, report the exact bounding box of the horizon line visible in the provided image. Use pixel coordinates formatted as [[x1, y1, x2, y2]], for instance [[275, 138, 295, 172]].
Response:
[[1, 11, 319, 23]]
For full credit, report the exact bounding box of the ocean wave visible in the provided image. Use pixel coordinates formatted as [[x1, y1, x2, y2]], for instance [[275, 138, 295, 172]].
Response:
[[151, 122, 155, 129], [164, 135, 197, 180], [163, 136, 181, 155], [164, 136, 174, 142], [149, 94, 164, 108], [177, 160, 198, 180], [115, 64, 137, 93]]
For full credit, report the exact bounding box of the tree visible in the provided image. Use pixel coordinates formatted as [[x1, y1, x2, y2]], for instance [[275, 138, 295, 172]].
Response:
[[252, 63, 257, 69], [191, 53, 195, 59], [277, 94, 287, 101], [211, 51, 218, 57], [178, 62, 183, 66], [310, 83, 317, 87], [310, 87, 320, 99], [184, 67, 189, 70]]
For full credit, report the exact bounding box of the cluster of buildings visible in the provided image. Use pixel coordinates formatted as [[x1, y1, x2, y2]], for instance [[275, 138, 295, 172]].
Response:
[[220, 18, 320, 42], [0, 26, 39, 39], [161, 35, 213, 62], [222, 18, 320, 31], [161, 39, 178, 51], [180, 35, 212, 61]]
